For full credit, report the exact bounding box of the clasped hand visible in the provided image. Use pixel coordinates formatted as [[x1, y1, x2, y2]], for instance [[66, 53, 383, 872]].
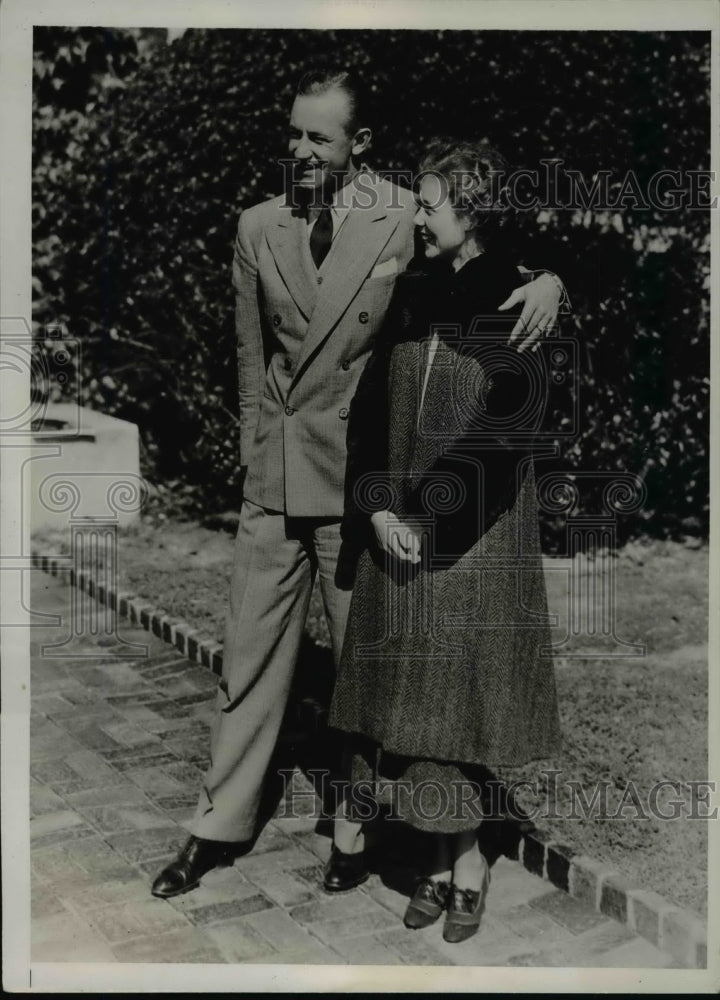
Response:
[[370, 510, 424, 564]]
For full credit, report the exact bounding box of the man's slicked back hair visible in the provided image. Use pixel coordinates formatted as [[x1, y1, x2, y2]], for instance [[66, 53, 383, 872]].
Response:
[[295, 67, 371, 135]]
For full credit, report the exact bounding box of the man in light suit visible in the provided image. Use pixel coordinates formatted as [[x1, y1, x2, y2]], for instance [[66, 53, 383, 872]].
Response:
[[152, 67, 565, 898]]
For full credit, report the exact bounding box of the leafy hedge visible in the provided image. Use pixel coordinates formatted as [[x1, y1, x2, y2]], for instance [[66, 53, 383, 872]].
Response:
[[32, 28, 710, 543]]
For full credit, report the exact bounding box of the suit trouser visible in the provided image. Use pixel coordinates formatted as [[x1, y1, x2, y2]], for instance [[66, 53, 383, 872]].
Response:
[[189, 498, 356, 842]]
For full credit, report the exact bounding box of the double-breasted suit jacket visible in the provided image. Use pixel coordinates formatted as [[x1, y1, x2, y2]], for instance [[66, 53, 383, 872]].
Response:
[[232, 170, 418, 516]]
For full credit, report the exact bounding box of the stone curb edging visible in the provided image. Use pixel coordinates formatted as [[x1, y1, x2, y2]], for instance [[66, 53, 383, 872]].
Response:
[[515, 830, 706, 968], [32, 550, 225, 678], [32, 550, 707, 969]]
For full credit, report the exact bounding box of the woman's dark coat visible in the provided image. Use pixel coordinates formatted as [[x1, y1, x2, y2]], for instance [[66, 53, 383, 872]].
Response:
[[329, 251, 562, 768]]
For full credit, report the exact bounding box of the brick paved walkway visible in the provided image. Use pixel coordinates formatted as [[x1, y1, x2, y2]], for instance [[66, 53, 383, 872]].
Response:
[[29, 569, 677, 967]]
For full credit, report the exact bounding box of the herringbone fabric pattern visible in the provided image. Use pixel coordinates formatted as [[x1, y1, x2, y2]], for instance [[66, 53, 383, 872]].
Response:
[[329, 252, 562, 770]]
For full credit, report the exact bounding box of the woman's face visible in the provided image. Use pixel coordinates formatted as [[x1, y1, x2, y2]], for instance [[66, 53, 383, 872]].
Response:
[[414, 173, 470, 260]]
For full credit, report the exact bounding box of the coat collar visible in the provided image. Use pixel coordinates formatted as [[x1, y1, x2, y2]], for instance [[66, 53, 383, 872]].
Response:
[[415, 245, 518, 288]]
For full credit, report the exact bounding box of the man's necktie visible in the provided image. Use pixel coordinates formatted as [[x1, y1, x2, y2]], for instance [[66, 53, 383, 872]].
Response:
[[309, 205, 333, 269]]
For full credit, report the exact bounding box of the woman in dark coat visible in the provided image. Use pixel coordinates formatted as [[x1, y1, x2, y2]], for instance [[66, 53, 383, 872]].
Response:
[[326, 139, 562, 943]]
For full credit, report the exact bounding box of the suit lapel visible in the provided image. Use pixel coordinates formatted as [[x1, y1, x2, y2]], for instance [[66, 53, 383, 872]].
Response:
[[265, 203, 318, 321], [293, 177, 402, 378]]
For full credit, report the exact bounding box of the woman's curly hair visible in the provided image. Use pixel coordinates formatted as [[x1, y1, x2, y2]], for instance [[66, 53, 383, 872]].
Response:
[[417, 138, 512, 238]]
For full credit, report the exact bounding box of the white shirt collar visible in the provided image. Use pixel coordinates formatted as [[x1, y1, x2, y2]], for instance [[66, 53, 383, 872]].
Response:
[[309, 166, 369, 222]]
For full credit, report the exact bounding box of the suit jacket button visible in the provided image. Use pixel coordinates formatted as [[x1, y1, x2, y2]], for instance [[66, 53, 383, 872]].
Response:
[[339, 407, 349, 420], [317, 276, 323, 284], [285, 405, 295, 416], [341, 361, 350, 371], [358, 311, 369, 324], [273, 314, 281, 326]]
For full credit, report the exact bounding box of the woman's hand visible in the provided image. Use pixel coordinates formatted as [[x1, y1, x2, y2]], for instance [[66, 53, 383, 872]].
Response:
[[370, 511, 423, 564], [498, 272, 563, 352]]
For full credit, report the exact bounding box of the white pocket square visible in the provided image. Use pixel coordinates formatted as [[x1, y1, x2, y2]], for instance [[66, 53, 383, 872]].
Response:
[[371, 257, 398, 278]]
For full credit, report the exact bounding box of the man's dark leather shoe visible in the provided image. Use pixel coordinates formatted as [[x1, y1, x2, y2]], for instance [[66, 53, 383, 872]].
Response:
[[322, 845, 371, 892], [151, 835, 237, 898]]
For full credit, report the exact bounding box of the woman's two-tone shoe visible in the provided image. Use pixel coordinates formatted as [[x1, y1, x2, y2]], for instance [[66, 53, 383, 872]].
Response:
[[443, 863, 491, 943], [403, 877, 451, 929]]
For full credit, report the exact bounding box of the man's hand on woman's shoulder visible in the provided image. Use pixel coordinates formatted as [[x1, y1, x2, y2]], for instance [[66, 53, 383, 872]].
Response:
[[499, 272, 566, 353]]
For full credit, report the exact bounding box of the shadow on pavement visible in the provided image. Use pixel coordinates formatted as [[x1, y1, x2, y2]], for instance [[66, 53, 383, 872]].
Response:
[[238, 633, 537, 893]]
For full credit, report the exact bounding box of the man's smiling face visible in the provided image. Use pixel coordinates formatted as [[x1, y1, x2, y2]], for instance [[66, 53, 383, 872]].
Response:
[[287, 87, 358, 197]]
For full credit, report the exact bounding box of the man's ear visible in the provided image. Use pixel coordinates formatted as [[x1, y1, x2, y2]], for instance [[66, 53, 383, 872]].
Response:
[[351, 127, 372, 157]]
